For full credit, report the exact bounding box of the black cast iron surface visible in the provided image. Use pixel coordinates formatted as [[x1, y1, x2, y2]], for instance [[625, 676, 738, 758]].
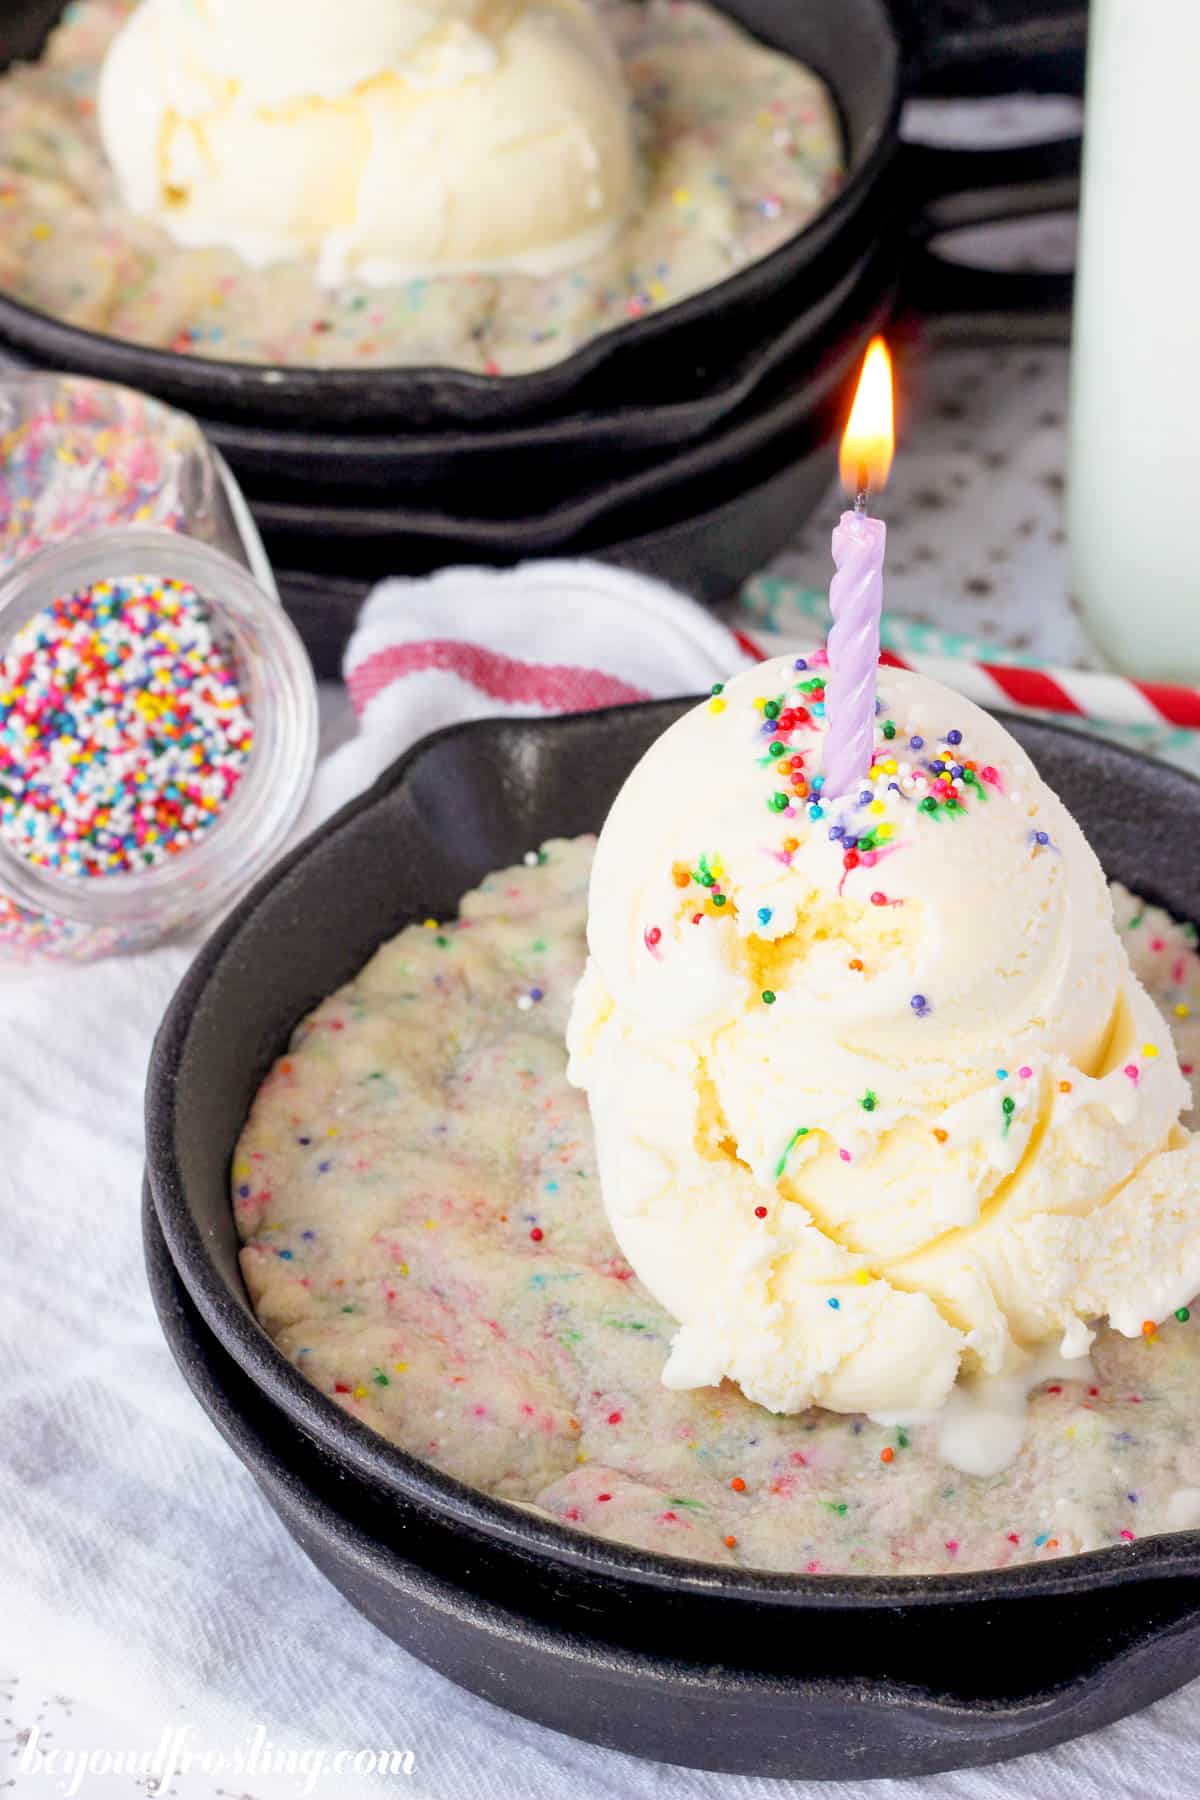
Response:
[[145, 702, 1200, 1775]]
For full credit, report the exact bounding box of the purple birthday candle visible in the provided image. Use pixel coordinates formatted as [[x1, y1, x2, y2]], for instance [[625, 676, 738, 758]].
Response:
[[821, 338, 894, 800]]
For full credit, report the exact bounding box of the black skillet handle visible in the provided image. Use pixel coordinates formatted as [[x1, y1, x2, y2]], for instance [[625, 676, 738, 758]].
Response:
[[892, 0, 1088, 340]]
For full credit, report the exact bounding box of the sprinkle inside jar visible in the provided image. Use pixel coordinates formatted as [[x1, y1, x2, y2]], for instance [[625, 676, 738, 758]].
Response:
[[0, 574, 254, 877]]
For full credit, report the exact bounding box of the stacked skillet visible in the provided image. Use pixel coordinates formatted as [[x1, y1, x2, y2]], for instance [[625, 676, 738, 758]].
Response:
[[143, 701, 1200, 1777], [1, 0, 1086, 672]]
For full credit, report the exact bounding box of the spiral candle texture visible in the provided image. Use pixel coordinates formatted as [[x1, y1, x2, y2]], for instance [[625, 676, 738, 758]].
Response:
[[823, 509, 886, 800]]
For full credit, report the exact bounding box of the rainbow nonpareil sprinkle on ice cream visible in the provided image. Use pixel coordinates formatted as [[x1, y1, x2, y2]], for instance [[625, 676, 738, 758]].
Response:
[[567, 656, 1200, 1463]]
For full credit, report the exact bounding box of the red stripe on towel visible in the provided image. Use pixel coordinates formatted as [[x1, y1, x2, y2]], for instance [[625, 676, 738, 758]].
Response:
[[349, 640, 652, 718]]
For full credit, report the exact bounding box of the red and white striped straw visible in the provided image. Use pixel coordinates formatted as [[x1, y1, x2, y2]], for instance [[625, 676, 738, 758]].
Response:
[[876, 649, 1200, 731]]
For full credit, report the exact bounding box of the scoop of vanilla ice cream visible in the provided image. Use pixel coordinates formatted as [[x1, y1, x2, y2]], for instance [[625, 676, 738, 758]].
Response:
[[98, 0, 637, 283], [567, 655, 1200, 1420]]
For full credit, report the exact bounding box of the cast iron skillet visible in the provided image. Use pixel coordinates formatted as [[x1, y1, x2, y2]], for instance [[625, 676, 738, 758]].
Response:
[[0, 0, 1084, 428], [145, 702, 1200, 1776], [143, 1190, 1200, 1779]]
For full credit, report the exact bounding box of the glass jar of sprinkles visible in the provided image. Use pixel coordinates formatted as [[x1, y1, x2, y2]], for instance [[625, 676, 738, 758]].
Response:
[[0, 529, 318, 962]]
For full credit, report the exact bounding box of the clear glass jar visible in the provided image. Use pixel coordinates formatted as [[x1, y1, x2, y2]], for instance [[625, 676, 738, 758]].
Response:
[[0, 529, 318, 961], [0, 372, 274, 585]]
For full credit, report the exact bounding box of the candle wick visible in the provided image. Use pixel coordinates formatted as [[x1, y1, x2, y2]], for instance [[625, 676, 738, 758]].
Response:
[[854, 487, 869, 516], [854, 464, 869, 514]]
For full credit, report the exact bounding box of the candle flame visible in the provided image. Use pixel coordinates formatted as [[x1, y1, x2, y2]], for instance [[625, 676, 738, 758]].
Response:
[[839, 337, 894, 497]]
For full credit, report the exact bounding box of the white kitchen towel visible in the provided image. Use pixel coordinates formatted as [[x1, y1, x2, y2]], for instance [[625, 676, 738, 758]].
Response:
[[6, 553, 1200, 1800], [305, 559, 761, 826]]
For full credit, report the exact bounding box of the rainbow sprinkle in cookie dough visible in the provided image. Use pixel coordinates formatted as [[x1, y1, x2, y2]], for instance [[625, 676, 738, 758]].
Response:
[[0, 575, 253, 877], [0, 0, 843, 374], [234, 838, 1200, 1575]]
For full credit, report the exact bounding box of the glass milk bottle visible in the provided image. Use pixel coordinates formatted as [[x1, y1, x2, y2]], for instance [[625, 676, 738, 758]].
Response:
[[1067, 0, 1200, 680]]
